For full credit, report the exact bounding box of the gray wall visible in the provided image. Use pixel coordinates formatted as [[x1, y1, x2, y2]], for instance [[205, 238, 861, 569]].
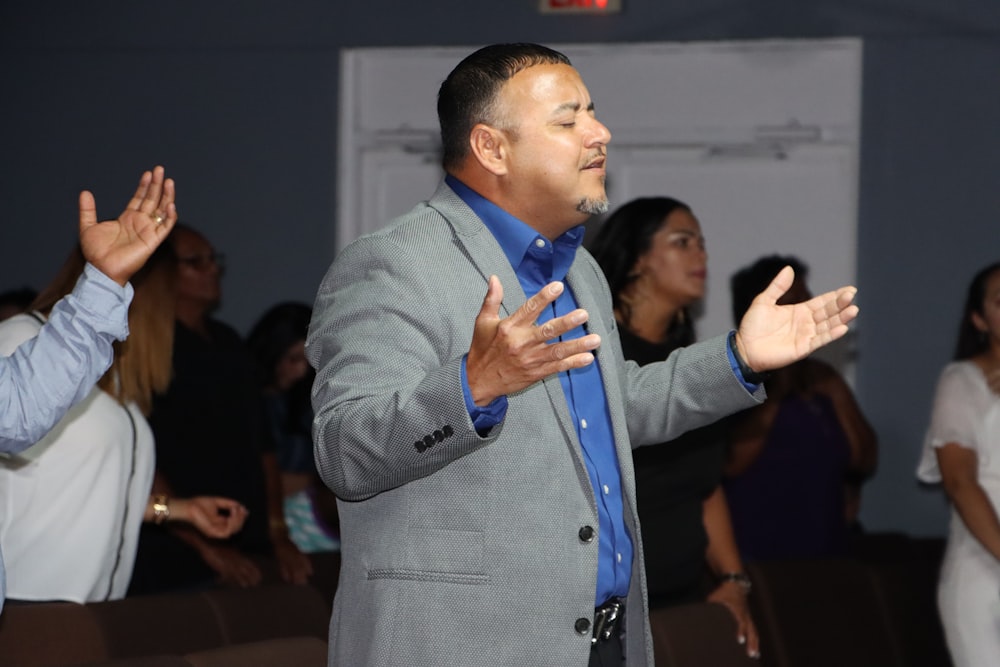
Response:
[[2, 0, 999, 537]]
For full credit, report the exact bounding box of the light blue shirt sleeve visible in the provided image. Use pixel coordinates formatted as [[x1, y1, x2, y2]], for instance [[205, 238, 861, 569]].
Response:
[[0, 263, 133, 454]]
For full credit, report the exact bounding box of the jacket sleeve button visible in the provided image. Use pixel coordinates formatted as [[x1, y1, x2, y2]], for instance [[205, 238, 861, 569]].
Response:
[[574, 617, 591, 635], [578, 525, 596, 543]]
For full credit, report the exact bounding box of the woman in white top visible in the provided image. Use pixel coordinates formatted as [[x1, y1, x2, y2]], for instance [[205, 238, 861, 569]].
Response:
[[0, 244, 247, 603], [918, 261, 1000, 667]]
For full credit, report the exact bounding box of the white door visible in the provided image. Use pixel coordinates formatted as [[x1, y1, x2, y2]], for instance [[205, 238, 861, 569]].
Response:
[[605, 143, 858, 372], [337, 39, 862, 373]]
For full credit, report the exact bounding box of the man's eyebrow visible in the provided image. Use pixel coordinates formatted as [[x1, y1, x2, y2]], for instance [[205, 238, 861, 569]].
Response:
[[553, 100, 596, 113]]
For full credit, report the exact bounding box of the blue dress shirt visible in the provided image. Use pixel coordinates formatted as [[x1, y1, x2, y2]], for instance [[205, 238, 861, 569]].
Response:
[[448, 175, 633, 606], [0, 263, 132, 612]]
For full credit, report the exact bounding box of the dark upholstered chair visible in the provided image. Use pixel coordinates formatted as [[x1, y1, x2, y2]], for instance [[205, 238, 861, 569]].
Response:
[[747, 558, 903, 667], [0, 600, 107, 667], [66, 656, 192, 667], [87, 589, 225, 659], [183, 636, 328, 667], [853, 535, 951, 667], [649, 602, 760, 667], [201, 584, 329, 645]]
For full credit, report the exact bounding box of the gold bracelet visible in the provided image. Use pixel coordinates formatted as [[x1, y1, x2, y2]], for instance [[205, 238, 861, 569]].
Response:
[[152, 494, 171, 524]]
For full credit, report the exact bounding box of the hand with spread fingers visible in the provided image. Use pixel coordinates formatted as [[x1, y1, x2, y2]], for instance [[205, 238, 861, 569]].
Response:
[[466, 276, 601, 406], [79, 165, 178, 287], [734, 265, 859, 375]]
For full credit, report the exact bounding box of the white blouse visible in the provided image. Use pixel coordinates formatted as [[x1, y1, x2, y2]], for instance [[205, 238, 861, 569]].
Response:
[[918, 360, 1000, 487], [0, 314, 155, 603]]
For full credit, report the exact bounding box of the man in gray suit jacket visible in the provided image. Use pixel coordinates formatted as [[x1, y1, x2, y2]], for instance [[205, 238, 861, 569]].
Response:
[[307, 43, 858, 667]]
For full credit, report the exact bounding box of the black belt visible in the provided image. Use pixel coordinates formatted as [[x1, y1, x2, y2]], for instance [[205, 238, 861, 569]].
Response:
[[592, 598, 625, 645]]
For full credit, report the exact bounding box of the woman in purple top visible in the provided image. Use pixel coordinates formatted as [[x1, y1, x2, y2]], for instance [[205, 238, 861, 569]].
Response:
[[724, 255, 878, 561]]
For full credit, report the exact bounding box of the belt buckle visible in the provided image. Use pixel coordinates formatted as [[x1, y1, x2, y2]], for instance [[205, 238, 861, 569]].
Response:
[[591, 598, 624, 645]]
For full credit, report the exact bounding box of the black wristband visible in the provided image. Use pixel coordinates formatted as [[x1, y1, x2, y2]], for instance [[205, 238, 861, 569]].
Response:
[[728, 330, 771, 385]]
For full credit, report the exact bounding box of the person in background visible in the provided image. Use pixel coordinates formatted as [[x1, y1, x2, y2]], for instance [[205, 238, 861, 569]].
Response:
[[0, 166, 176, 613], [0, 242, 247, 604], [724, 255, 877, 562], [129, 225, 313, 595], [917, 261, 1000, 667], [589, 196, 758, 659], [247, 302, 339, 553]]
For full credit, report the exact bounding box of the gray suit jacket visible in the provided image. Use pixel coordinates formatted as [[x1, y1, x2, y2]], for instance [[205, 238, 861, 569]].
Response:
[[307, 182, 764, 667]]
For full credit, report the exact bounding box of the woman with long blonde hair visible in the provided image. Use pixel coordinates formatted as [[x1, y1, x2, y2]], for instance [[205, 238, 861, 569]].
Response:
[[0, 243, 246, 603]]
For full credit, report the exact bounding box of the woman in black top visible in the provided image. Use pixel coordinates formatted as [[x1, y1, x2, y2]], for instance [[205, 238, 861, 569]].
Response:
[[589, 196, 759, 659]]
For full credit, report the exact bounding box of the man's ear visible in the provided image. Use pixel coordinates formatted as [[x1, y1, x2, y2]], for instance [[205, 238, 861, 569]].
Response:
[[469, 124, 508, 176]]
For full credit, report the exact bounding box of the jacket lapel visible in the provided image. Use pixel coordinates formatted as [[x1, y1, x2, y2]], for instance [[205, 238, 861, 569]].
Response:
[[427, 182, 523, 319], [428, 182, 607, 507], [566, 255, 637, 508]]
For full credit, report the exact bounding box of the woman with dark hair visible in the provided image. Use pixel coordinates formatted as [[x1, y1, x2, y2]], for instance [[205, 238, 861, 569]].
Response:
[[724, 255, 877, 561], [589, 196, 759, 659], [248, 302, 339, 553], [917, 261, 1000, 667], [130, 225, 312, 594]]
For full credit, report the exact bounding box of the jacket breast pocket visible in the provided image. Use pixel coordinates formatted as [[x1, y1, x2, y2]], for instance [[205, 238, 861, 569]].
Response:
[[367, 527, 489, 585]]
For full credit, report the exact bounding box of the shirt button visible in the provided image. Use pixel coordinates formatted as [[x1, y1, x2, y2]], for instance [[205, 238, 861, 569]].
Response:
[[535, 238, 546, 248], [574, 617, 591, 635], [579, 526, 596, 543], [616, 552, 622, 564], [603, 484, 609, 495], [580, 418, 588, 429]]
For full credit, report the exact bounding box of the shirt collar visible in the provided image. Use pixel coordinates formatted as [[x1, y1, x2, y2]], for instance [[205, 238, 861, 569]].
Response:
[[446, 174, 585, 283]]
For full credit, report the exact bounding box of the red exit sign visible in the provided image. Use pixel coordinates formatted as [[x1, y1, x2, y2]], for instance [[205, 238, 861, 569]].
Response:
[[539, 0, 622, 13]]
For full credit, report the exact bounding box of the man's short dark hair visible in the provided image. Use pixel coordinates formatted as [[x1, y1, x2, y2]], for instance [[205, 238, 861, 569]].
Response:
[[437, 43, 571, 171]]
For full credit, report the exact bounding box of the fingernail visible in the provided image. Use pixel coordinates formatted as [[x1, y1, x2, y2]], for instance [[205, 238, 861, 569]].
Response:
[[738, 635, 746, 645], [549, 282, 563, 295]]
